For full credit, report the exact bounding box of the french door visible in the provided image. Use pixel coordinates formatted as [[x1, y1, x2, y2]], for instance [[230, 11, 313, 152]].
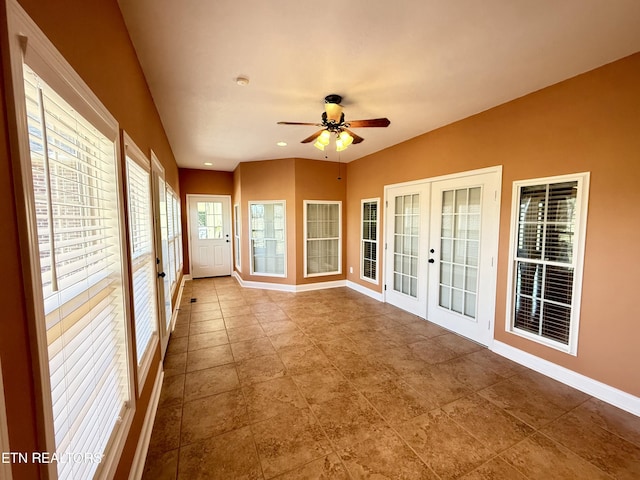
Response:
[[188, 195, 233, 278], [151, 154, 172, 358], [385, 168, 501, 345]]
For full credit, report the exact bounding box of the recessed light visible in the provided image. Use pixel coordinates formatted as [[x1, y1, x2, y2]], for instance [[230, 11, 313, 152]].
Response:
[[235, 76, 249, 86], [276, 141, 287, 147], [204, 162, 213, 166]]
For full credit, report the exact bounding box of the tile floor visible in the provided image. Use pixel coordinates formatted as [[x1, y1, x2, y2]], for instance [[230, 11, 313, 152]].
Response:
[[142, 277, 640, 479]]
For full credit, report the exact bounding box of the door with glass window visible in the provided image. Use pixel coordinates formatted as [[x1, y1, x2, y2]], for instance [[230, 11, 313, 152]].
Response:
[[426, 172, 500, 345], [188, 195, 232, 278], [384, 184, 430, 317]]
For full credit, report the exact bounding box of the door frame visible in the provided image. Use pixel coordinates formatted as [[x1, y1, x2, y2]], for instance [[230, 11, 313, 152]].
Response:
[[186, 194, 233, 278], [383, 166, 502, 345]]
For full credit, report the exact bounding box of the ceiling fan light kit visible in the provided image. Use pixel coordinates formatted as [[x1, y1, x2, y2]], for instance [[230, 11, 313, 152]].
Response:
[[278, 94, 390, 152]]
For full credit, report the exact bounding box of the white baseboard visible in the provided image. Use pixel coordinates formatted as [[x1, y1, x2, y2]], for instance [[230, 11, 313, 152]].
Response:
[[346, 280, 384, 302], [232, 272, 347, 293], [492, 340, 640, 417], [182, 274, 192, 281], [128, 366, 164, 480], [170, 275, 186, 332]]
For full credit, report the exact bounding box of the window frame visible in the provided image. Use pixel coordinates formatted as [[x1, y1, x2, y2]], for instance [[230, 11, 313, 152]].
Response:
[[360, 198, 380, 284], [123, 131, 158, 392], [5, 2, 135, 478], [303, 200, 343, 278], [248, 200, 287, 277], [505, 172, 590, 355]]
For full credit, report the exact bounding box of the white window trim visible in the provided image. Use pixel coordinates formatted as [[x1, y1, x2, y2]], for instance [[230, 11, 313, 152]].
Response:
[[234, 203, 242, 272], [249, 200, 287, 278], [505, 172, 590, 355], [5, 2, 136, 478], [360, 198, 380, 284], [123, 132, 159, 393], [303, 200, 342, 278]]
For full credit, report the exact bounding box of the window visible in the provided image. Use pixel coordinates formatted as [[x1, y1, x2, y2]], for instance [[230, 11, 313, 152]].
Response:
[[234, 204, 241, 271], [19, 59, 132, 479], [166, 187, 176, 292], [304, 201, 342, 277], [124, 135, 157, 387], [361, 199, 379, 283], [249, 201, 286, 276], [507, 173, 590, 354]]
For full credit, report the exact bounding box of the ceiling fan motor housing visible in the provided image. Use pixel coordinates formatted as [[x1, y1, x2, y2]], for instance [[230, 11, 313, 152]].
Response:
[[324, 94, 342, 104]]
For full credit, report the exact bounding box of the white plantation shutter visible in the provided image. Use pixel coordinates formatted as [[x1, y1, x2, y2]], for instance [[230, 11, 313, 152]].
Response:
[[23, 63, 130, 479], [125, 154, 157, 366], [166, 188, 176, 291]]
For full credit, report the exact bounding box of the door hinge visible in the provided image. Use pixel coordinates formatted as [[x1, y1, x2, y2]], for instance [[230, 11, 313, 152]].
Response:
[[385, 200, 388, 208], [494, 190, 498, 201], [385, 243, 387, 251], [384, 284, 387, 291]]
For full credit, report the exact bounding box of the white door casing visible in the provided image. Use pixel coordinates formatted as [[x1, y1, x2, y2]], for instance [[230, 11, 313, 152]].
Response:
[[384, 167, 501, 346], [151, 153, 171, 358], [188, 195, 232, 278]]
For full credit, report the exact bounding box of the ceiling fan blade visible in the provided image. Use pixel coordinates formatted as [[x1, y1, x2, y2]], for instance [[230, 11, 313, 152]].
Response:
[[301, 130, 325, 143], [277, 121, 323, 126], [344, 128, 364, 144], [347, 118, 391, 128]]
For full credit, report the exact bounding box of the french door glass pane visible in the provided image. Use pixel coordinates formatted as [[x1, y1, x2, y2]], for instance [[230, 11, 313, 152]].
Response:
[[393, 194, 419, 297], [438, 187, 481, 318]]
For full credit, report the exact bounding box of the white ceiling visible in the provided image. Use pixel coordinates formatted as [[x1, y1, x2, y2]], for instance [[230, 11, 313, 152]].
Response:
[[117, 0, 640, 172]]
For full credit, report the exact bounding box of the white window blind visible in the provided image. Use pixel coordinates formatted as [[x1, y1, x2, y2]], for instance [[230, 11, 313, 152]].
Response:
[[157, 175, 172, 329], [23, 63, 130, 480], [250, 201, 286, 276], [125, 154, 157, 367], [509, 175, 589, 353], [305, 201, 341, 277], [361, 200, 378, 282], [166, 188, 176, 292]]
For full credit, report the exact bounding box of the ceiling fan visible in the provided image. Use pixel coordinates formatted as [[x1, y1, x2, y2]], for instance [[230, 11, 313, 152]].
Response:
[[278, 94, 390, 151]]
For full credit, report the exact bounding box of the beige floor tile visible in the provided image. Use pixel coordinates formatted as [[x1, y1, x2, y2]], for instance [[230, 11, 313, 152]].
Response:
[[408, 338, 461, 364], [260, 320, 299, 337], [222, 304, 253, 317], [254, 309, 291, 323], [142, 448, 179, 480], [543, 409, 640, 479], [231, 337, 277, 361], [501, 433, 611, 480], [187, 330, 229, 351], [573, 398, 640, 447], [396, 409, 494, 479], [403, 368, 471, 407], [464, 348, 526, 378], [243, 376, 307, 424], [184, 364, 240, 402], [278, 344, 334, 375], [166, 336, 188, 356], [434, 356, 504, 391], [358, 378, 436, 425], [460, 457, 528, 480], [224, 313, 260, 328], [251, 409, 332, 478], [269, 331, 312, 351], [292, 367, 357, 406], [272, 453, 348, 479], [186, 344, 234, 372], [442, 393, 534, 452], [227, 324, 266, 343], [432, 332, 484, 355], [311, 393, 386, 450], [163, 352, 187, 378], [181, 389, 248, 445], [188, 318, 225, 335], [178, 426, 262, 480], [159, 374, 185, 407], [148, 404, 182, 455], [236, 354, 287, 385], [339, 427, 438, 479], [190, 309, 223, 322]]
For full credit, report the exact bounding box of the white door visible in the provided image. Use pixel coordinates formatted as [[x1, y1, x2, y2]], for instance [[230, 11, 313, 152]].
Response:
[[188, 195, 232, 278], [384, 183, 430, 317], [151, 154, 171, 358], [426, 172, 500, 345]]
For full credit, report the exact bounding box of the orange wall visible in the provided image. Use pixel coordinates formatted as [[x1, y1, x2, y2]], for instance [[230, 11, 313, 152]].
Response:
[[294, 158, 347, 284], [235, 159, 297, 285], [178, 168, 234, 274], [1, 0, 181, 478], [346, 52, 640, 397]]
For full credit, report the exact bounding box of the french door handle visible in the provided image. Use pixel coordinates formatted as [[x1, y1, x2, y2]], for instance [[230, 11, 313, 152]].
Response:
[[428, 259, 435, 264], [158, 271, 166, 278]]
